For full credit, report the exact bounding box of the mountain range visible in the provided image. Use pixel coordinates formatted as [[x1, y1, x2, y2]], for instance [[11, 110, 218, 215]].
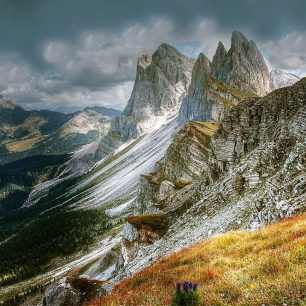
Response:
[[0, 30, 304, 306], [0, 98, 121, 163]]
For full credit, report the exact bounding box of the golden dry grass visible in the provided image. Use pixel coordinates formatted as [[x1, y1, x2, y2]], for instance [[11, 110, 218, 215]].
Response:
[[6, 135, 43, 152], [193, 121, 219, 138], [88, 214, 306, 306]]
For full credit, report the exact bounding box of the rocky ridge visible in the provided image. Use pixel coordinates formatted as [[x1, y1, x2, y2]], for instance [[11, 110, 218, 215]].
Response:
[[117, 78, 306, 282]]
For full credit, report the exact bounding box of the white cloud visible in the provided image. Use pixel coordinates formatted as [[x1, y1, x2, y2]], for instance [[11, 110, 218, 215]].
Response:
[[262, 31, 306, 77], [1, 19, 305, 111], [42, 17, 176, 87]]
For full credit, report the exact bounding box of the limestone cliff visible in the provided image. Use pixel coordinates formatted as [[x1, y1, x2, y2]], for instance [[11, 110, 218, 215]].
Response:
[[113, 44, 194, 140]]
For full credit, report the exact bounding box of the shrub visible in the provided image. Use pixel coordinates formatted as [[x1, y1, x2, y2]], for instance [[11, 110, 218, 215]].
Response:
[[172, 282, 200, 306]]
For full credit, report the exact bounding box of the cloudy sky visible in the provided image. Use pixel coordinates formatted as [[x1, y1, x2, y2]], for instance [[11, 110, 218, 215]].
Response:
[[0, 0, 305, 112]]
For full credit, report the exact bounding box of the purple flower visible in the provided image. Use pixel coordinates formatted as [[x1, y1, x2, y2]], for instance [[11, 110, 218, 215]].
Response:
[[176, 281, 198, 294], [183, 282, 189, 292]]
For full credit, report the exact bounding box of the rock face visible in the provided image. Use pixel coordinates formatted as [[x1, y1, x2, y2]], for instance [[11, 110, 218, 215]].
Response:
[[124, 44, 194, 120], [178, 53, 214, 122], [134, 121, 219, 216], [179, 66, 250, 123], [270, 69, 300, 89], [43, 279, 82, 306], [113, 44, 194, 140], [211, 30, 273, 96], [117, 79, 306, 281], [81, 245, 121, 281], [179, 31, 273, 124]]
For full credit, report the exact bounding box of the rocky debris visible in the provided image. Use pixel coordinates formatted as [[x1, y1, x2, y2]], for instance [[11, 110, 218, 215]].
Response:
[[43, 279, 82, 306], [43, 277, 107, 306], [158, 180, 176, 199], [270, 69, 300, 89], [211, 30, 273, 96]]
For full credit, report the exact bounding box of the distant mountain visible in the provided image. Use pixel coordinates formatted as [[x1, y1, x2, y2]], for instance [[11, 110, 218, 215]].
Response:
[[87, 105, 121, 117], [0, 96, 74, 161], [55, 105, 87, 114], [55, 105, 122, 115], [0, 96, 29, 125], [0, 97, 121, 164], [270, 69, 300, 89], [43, 106, 121, 154]]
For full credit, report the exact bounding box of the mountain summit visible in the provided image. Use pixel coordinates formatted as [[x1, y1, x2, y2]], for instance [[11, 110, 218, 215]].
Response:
[[212, 30, 273, 96], [119, 43, 194, 135]]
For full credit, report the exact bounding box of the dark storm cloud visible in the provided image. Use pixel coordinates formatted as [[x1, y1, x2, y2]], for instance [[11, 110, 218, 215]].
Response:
[[0, 0, 305, 110]]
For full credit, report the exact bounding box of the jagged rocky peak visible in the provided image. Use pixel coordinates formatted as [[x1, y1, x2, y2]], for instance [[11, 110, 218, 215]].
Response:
[[270, 69, 300, 89], [179, 49, 250, 123], [211, 30, 273, 96], [189, 53, 211, 94], [123, 43, 194, 122], [211, 41, 227, 80], [231, 29, 250, 49]]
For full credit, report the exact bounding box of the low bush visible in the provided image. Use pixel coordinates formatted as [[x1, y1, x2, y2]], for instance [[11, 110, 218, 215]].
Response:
[[172, 282, 200, 306]]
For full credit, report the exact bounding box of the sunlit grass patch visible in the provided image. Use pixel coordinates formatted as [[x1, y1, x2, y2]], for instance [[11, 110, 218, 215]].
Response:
[[88, 214, 306, 306]]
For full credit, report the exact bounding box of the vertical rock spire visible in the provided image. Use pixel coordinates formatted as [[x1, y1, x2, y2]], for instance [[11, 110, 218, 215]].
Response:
[[211, 41, 227, 81]]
